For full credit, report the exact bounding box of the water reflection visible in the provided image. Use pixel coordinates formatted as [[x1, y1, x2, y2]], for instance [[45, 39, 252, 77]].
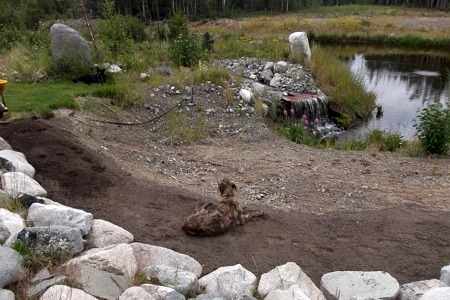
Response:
[[341, 51, 450, 140]]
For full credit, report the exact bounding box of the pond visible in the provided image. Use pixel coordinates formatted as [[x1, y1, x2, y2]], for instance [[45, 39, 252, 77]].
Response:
[[325, 46, 450, 140]]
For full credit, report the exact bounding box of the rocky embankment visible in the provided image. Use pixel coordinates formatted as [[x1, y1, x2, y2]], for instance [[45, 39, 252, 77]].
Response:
[[1, 136, 450, 300]]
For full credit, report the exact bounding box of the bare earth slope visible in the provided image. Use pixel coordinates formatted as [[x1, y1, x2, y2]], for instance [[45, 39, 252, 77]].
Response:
[[0, 103, 449, 286]]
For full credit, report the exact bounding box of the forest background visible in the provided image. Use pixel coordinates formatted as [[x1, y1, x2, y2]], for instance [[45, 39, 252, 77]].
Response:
[[1, 0, 449, 33]]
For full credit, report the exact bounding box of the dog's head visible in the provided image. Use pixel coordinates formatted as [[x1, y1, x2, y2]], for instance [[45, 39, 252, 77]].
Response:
[[218, 178, 237, 196]]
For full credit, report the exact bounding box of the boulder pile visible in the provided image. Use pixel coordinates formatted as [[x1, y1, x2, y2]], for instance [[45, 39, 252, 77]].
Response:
[[0, 136, 449, 300]]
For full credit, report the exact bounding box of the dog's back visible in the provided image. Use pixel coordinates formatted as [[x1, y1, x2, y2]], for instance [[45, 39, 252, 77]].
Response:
[[182, 178, 242, 236], [73, 67, 106, 85]]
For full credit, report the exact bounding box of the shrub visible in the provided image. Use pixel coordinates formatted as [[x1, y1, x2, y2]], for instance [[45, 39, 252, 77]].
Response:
[[366, 129, 405, 152], [97, 0, 146, 60], [202, 32, 214, 52], [169, 25, 201, 68], [168, 12, 187, 41], [413, 103, 450, 154]]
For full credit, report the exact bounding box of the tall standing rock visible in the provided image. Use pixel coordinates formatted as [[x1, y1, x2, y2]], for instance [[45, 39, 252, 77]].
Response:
[[289, 32, 311, 63], [50, 23, 92, 73]]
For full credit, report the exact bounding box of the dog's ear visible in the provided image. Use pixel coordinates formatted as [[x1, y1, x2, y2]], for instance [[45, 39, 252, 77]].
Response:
[[218, 181, 226, 195]]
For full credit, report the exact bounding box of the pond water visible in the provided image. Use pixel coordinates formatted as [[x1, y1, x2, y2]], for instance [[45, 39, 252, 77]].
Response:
[[329, 47, 450, 140]]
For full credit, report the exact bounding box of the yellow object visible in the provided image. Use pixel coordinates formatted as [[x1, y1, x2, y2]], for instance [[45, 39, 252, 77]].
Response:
[[0, 79, 7, 93]]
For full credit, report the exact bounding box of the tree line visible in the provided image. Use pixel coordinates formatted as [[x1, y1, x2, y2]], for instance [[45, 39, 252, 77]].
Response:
[[0, 0, 448, 31]]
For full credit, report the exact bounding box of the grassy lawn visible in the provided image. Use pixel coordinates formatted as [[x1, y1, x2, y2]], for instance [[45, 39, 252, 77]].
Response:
[[1, 81, 113, 119]]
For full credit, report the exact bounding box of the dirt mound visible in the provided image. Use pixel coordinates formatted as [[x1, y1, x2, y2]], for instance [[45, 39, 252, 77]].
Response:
[[1, 118, 449, 286]]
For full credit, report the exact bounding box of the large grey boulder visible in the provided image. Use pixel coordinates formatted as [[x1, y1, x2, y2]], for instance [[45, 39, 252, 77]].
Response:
[[198, 264, 257, 298], [66, 243, 137, 299], [289, 32, 311, 62], [131, 243, 202, 278], [27, 275, 67, 298], [119, 286, 155, 300], [320, 271, 400, 300], [265, 285, 311, 300], [441, 265, 450, 286], [1, 172, 47, 199], [139, 284, 176, 299], [50, 23, 92, 72], [0, 137, 12, 151], [257, 262, 325, 300], [86, 219, 134, 248], [39, 285, 97, 300], [0, 208, 25, 246], [17, 225, 84, 256], [28, 203, 93, 235], [0, 246, 26, 288], [0, 289, 15, 300], [0, 224, 10, 245], [420, 287, 450, 300], [273, 61, 288, 74], [0, 150, 35, 178], [399, 279, 447, 300], [143, 265, 199, 295]]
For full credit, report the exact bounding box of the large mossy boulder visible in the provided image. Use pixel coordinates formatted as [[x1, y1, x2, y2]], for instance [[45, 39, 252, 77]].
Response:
[[50, 23, 92, 74]]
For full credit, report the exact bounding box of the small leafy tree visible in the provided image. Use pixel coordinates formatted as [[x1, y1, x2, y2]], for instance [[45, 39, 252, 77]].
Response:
[[202, 32, 214, 52], [98, 0, 146, 60], [413, 103, 450, 154], [169, 24, 201, 68], [168, 11, 187, 41]]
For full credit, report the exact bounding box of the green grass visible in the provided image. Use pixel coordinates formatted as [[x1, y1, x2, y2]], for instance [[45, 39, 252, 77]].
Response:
[[310, 45, 376, 127], [334, 129, 406, 152], [2, 81, 107, 118]]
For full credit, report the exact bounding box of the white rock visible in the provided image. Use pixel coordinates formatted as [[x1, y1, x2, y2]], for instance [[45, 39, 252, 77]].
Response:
[[441, 265, 450, 286], [0, 138, 12, 151], [320, 271, 400, 300], [420, 287, 450, 300], [18, 225, 84, 256], [198, 264, 257, 298], [1, 172, 47, 198], [399, 279, 447, 300], [143, 265, 198, 295], [252, 82, 266, 95], [0, 208, 25, 246], [87, 219, 134, 248], [119, 286, 155, 300], [139, 284, 176, 299], [39, 285, 97, 300], [67, 243, 137, 282], [269, 76, 282, 87], [0, 246, 25, 288], [289, 32, 311, 61], [28, 203, 93, 235], [264, 62, 274, 70], [131, 243, 202, 278], [66, 243, 137, 299], [273, 61, 288, 73], [108, 64, 122, 73], [140, 73, 150, 80], [265, 285, 311, 300], [239, 89, 253, 103], [258, 262, 325, 299], [0, 289, 15, 300], [0, 150, 35, 178]]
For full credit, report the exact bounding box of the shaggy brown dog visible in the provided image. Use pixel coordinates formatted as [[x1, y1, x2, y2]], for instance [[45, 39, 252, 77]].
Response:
[[182, 178, 264, 236]]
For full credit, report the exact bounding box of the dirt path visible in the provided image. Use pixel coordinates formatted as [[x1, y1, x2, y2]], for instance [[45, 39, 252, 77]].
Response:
[[0, 111, 449, 286]]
